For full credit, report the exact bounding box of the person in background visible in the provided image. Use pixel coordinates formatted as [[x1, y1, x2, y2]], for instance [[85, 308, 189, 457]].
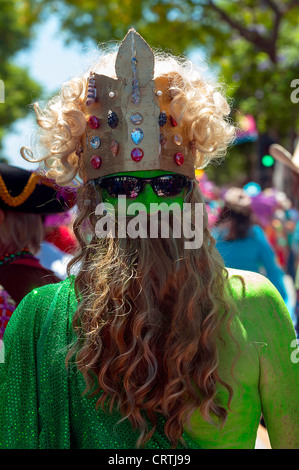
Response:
[[213, 187, 292, 314], [44, 211, 78, 254], [270, 142, 299, 337], [0, 163, 74, 336]]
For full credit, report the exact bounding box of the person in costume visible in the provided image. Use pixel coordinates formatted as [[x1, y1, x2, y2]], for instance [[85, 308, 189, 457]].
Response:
[[0, 30, 298, 449], [0, 163, 75, 337], [213, 187, 292, 313], [270, 141, 299, 336]]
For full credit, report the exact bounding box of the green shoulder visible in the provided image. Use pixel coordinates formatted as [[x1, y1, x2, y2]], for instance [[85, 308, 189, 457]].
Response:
[[225, 270, 299, 448], [225, 267, 296, 346]]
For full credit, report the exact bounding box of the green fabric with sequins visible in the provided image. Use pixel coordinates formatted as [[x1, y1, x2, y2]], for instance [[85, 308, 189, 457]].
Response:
[[0, 276, 199, 449]]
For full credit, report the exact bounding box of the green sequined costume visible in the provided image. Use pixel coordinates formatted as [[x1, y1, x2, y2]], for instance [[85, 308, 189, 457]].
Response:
[[0, 269, 298, 449]]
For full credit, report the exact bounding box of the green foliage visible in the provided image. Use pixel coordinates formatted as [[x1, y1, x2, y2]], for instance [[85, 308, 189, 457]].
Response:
[[0, 62, 42, 134], [206, 140, 256, 186], [0, 0, 43, 59]]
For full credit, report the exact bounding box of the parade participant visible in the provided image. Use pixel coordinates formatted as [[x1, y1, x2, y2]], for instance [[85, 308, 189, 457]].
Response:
[[270, 142, 299, 336], [213, 187, 290, 308], [270, 142, 299, 176], [38, 210, 78, 279], [0, 30, 298, 449], [43, 211, 78, 255], [0, 163, 75, 337]]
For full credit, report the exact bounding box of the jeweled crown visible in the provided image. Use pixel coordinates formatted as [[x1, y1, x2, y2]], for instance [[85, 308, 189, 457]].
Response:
[[81, 29, 196, 181]]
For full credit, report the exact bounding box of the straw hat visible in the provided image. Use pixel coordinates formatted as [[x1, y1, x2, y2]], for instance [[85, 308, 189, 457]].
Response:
[[269, 141, 299, 174]]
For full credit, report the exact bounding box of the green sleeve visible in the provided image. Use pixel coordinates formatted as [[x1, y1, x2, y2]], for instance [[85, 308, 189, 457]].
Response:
[[0, 291, 41, 448], [0, 281, 62, 449], [0, 277, 74, 449], [255, 277, 299, 448]]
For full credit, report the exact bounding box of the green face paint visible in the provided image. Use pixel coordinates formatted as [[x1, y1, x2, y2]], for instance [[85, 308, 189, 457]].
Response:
[[95, 170, 189, 215]]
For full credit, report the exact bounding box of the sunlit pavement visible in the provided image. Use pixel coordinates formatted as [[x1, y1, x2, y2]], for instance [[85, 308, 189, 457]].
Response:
[[255, 424, 271, 449]]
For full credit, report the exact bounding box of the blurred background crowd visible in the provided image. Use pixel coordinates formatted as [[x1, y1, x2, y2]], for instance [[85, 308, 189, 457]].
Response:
[[0, 0, 299, 449]]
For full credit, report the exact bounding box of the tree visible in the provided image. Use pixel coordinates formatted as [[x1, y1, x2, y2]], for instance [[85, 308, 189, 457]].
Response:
[[0, 0, 44, 157]]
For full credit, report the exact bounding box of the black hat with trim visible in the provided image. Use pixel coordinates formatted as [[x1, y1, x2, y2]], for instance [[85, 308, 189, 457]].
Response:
[[0, 163, 77, 214]]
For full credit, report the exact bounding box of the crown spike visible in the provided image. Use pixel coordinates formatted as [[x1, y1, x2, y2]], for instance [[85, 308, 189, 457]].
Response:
[[115, 29, 154, 88], [82, 29, 195, 181]]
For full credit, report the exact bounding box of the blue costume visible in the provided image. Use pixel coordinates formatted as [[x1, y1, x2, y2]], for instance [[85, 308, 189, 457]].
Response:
[[213, 224, 295, 321]]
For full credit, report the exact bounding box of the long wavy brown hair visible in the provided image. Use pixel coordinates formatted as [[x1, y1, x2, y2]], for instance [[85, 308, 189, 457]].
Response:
[[0, 210, 43, 256], [66, 181, 235, 448]]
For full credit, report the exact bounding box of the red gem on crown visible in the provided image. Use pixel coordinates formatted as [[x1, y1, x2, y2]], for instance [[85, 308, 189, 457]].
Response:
[[91, 155, 102, 169], [170, 116, 177, 127], [88, 115, 100, 129], [131, 148, 144, 162], [174, 152, 184, 166]]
